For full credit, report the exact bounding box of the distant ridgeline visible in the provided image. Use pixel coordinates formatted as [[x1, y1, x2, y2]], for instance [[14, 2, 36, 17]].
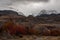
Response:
[[0, 10, 19, 16], [0, 10, 60, 22], [0, 10, 60, 17]]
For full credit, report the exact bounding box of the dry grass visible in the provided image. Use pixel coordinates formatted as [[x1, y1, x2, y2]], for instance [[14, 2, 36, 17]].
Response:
[[0, 35, 60, 40]]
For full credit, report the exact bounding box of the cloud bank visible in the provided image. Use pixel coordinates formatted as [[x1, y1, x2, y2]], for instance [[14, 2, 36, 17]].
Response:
[[0, 0, 60, 16]]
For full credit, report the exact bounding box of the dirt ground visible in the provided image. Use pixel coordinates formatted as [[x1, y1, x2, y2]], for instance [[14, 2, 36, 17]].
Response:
[[0, 35, 60, 40]]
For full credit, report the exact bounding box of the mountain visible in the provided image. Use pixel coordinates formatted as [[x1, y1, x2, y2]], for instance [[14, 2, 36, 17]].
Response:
[[0, 10, 60, 36], [0, 10, 18, 16], [38, 9, 58, 16]]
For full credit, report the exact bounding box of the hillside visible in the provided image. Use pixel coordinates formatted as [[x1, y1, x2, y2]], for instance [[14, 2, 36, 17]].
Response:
[[0, 10, 60, 39]]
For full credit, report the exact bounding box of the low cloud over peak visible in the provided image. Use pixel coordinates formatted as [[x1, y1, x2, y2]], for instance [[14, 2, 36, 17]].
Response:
[[0, 0, 60, 16]]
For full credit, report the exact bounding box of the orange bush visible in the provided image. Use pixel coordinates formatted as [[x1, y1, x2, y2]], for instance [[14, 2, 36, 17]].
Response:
[[3, 20, 27, 35], [16, 24, 27, 35]]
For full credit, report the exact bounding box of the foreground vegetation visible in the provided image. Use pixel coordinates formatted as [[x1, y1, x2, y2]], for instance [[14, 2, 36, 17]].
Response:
[[0, 10, 60, 40]]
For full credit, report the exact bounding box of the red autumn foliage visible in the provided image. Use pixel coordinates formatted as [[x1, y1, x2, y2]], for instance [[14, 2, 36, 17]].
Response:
[[29, 24, 60, 36], [16, 24, 27, 35], [2, 20, 60, 36], [50, 29, 60, 36], [3, 20, 27, 35]]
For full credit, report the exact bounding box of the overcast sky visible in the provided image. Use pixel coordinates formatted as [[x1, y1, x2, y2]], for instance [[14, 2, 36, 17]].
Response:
[[0, 0, 60, 16]]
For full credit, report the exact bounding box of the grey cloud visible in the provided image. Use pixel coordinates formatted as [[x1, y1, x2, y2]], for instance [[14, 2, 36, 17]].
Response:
[[0, 0, 12, 6], [0, 0, 60, 16], [16, 0, 49, 2], [0, 0, 49, 6], [12, 0, 49, 2]]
